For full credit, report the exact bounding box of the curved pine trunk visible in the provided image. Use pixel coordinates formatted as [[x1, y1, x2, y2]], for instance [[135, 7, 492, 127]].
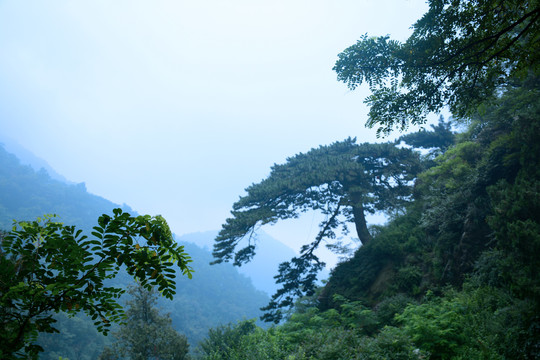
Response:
[[352, 203, 372, 246]]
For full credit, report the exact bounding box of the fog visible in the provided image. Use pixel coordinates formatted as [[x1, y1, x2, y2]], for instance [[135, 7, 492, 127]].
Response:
[[0, 0, 428, 267]]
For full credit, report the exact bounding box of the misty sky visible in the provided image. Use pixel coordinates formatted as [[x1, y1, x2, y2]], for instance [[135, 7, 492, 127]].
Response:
[[0, 1, 429, 267]]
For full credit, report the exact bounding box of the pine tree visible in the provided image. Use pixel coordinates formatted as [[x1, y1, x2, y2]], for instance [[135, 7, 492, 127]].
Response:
[[100, 284, 189, 360], [212, 139, 423, 322]]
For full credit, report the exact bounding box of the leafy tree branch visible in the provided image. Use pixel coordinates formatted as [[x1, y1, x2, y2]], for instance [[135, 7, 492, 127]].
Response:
[[0, 209, 193, 359], [334, 0, 540, 135]]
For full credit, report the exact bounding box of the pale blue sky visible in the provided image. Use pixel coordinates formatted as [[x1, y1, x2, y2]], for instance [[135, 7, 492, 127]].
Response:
[[0, 0, 429, 267]]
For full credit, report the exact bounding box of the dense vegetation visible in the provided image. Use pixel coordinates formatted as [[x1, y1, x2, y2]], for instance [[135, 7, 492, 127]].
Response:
[[32, 241, 269, 359], [199, 74, 540, 360], [100, 284, 190, 360], [334, 0, 540, 136], [205, 0, 540, 358]]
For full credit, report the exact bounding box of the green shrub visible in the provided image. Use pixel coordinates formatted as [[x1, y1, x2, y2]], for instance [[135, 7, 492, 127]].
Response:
[[396, 293, 466, 360]]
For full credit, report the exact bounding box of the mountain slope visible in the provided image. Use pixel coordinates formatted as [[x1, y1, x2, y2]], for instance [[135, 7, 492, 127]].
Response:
[[178, 230, 298, 296], [0, 144, 269, 356], [158, 241, 269, 345], [0, 136, 70, 184], [0, 143, 129, 231]]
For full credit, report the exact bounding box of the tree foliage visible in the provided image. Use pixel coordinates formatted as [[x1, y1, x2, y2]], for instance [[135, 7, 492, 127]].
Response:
[[0, 148, 269, 353], [197, 294, 425, 360], [196, 319, 258, 359], [212, 139, 422, 322], [202, 0, 540, 357], [99, 283, 189, 360], [398, 116, 455, 157], [319, 76, 540, 358], [0, 209, 193, 359], [334, 0, 540, 135]]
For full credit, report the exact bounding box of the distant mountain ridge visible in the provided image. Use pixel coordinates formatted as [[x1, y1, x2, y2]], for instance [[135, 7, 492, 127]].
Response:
[[0, 135, 71, 184], [0, 143, 128, 231], [178, 230, 298, 296], [0, 143, 270, 356]]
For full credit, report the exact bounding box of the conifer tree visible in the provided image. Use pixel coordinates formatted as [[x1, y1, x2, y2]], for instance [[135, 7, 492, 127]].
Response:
[[212, 139, 422, 322], [99, 284, 189, 360]]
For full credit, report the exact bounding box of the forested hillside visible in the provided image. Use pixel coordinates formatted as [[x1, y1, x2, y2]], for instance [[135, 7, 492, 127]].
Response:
[[199, 1, 540, 358], [198, 74, 540, 360], [0, 135, 70, 184], [35, 241, 269, 359], [0, 144, 268, 358], [0, 144, 131, 231]]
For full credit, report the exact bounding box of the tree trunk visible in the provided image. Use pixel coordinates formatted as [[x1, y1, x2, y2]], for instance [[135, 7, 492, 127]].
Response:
[[352, 203, 372, 246]]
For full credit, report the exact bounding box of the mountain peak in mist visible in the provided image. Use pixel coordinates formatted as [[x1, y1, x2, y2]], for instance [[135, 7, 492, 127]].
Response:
[[0, 135, 70, 184], [177, 230, 298, 296]]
